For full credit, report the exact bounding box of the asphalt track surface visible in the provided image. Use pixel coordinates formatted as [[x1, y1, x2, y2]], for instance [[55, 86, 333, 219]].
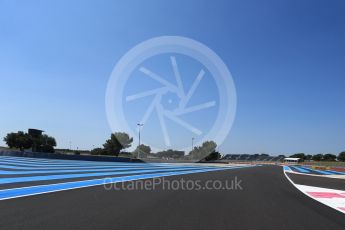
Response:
[[0, 159, 344, 229], [287, 172, 345, 190]]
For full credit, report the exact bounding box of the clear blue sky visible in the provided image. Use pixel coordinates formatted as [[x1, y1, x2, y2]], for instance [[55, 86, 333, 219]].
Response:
[[1, 0, 344, 155]]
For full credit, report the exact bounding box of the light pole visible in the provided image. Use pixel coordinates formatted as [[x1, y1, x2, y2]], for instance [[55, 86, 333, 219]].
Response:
[[192, 137, 195, 152], [137, 123, 144, 158]]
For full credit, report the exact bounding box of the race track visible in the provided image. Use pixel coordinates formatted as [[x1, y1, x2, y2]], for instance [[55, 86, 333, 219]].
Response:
[[0, 156, 344, 230]]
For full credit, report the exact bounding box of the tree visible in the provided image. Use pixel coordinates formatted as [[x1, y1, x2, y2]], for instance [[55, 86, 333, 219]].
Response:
[[253, 154, 260, 158], [134, 144, 151, 158], [34, 134, 57, 153], [289, 153, 305, 159], [189, 141, 217, 160], [203, 151, 221, 161], [338, 152, 345, 162], [305, 155, 313, 161], [41, 134, 57, 147], [312, 154, 323, 161], [4, 130, 57, 153], [91, 148, 107, 155], [103, 132, 133, 156], [156, 149, 185, 159], [3, 131, 33, 151], [323, 153, 336, 161]]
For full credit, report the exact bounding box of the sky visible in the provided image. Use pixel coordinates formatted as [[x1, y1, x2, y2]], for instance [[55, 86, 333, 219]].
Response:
[[0, 0, 345, 155]]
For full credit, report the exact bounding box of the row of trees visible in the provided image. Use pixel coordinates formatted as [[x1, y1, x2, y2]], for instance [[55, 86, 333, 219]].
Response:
[[2, 130, 218, 160], [5, 130, 344, 162], [90, 132, 220, 160], [289, 152, 345, 162], [3, 131, 56, 153]]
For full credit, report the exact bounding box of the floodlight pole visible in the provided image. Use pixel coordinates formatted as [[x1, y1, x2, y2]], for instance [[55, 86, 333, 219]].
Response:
[[137, 123, 144, 158], [192, 137, 195, 152]]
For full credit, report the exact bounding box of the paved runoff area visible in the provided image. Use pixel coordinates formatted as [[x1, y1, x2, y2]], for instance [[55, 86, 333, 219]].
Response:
[[0, 156, 345, 230], [287, 165, 345, 176], [0, 156, 251, 200]]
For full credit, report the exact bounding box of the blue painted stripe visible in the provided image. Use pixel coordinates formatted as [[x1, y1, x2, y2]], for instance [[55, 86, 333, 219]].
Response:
[[300, 166, 345, 175], [0, 160, 149, 167], [0, 157, 97, 164], [0, 162, 189, 170], [0, 156, 97, 163], [0, 165, 216, 171], [0, 156, 140, 165], [0, 164, 123, 169], [0, 160, 183, 169], [0, 167, 234, 200], [0, 157, 198, 169], [300, 166, 333, 175], [283, 166, 291, 171], [0, 166, 243, 185], [0, 156, 125, 164], [302, 166, 344, 175], [0, 156, 165, 166], [0, 156, 137, 165], [0, 164, 154, 170], [291, 166, 310, 173], [0, 159, 218, 170], [0, 156, 85, 163], [324, 170, 345, 175], [0, 157, 139, 165], [0, 160, 214, 170], [0, 165, 225, 175]]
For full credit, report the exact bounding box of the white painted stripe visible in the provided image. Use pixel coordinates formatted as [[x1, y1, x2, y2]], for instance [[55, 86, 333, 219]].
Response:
[[283, 167, 345, 214], [295, 184, 345, 214]]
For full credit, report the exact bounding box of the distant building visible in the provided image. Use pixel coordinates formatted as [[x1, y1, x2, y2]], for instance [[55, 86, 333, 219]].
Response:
[[28, 129, 43, 138], [284, 157, 302, 164]]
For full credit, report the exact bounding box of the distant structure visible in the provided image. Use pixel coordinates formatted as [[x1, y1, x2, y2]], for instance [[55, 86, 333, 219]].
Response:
[[284, 157, 302, 164], [28, 128, 44, 152], [222, 154, 285, 162], [28, 129, 43, 138]]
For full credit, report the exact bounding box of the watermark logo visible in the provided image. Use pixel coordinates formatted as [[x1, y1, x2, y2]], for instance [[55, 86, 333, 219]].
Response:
[[103, 176, 243, 191], [106, 36, 236, 158]]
